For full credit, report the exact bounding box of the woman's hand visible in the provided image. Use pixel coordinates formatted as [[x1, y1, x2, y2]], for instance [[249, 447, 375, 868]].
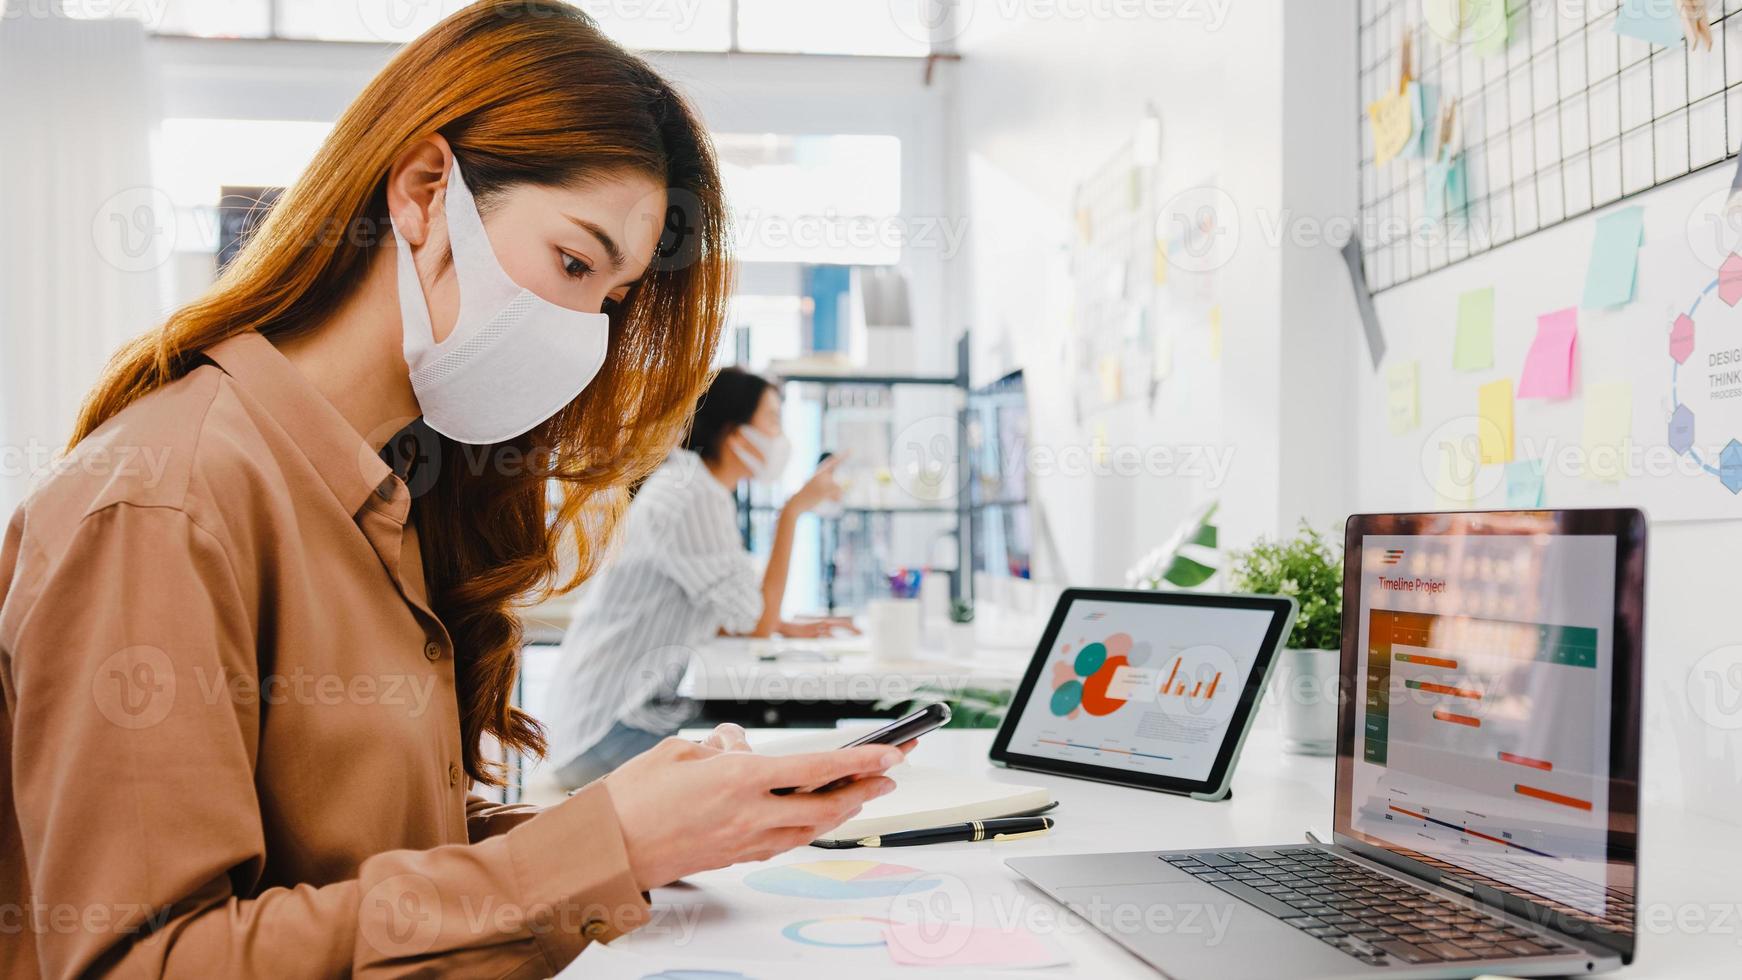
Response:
[[604, 739, 904, 891], [783, 454, 846, 515], [698, 722, 752, 751], [775, 617, 860, 639]]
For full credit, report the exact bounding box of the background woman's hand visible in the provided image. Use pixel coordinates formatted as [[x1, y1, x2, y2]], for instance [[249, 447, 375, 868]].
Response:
[[775, 616, 859, 638], [784, 454, 845, 515], [603, 739, 904, 891]]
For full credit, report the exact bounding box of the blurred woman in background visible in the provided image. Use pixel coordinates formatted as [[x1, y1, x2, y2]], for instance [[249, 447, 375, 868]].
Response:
[[548, 366, 855, 789]]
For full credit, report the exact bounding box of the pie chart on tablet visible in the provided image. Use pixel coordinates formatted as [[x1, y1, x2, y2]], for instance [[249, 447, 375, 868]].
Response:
[[743, 860, 940, 899]]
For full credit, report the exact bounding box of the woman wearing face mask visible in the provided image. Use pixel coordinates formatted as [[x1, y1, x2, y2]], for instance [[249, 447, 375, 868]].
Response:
[[547, 367, 855, 789], [0, 5, 908, 978]]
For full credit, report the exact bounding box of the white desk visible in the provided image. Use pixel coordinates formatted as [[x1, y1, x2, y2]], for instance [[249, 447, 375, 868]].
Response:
[[678, 635, 1028, 704], [563, 729, 1737, 979]]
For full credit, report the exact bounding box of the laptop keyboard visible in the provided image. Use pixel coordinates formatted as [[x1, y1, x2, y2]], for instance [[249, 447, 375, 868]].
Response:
[[1161, 848, 1577, 968]]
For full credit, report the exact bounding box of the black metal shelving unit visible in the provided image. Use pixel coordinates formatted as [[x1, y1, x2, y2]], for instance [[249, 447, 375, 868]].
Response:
[[735, 335, 987, 612]]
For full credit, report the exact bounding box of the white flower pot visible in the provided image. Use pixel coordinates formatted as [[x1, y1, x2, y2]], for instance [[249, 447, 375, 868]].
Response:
[[1272, 647, 1341, 755]]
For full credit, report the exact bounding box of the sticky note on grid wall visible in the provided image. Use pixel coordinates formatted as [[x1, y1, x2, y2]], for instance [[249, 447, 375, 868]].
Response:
[[1426, 154, 1469, 222], [1454, 287, 1495, 371], [1582, 206, 1645, 309], [1615, 0, 1687, 47], [1478, 379, 1515, 464], [1403, 83, 1437, 159], [1468, 0, 1509, 55], [1387, 360, 1420, 435], [1518, 309, 1578, 399], [1369, 90, 1415, 167]]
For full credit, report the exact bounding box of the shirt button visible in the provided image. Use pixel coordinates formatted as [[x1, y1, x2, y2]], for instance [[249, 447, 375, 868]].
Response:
[[448, 764, 462, 787], [582, 918, 611, 941], [423, 641, 442, 662]]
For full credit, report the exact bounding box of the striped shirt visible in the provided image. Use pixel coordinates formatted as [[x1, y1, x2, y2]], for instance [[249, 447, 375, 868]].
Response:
[[547, 449, 763, 763]]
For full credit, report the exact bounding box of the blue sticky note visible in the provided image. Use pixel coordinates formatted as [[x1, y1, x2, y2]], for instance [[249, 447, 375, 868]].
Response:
[[1426, 153, 1468, 221], [1426, 161, 1450, 221], [1505, 459, 1547, 508], [1404, 84, 1438, 160], [1582, 206, 1645, 309], [1615, 0, 1686, 47], [1445, 155, 1467, 213]]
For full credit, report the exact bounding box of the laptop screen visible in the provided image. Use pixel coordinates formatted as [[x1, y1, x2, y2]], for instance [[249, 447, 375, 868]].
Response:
[[1335, 511, 1643, 950]]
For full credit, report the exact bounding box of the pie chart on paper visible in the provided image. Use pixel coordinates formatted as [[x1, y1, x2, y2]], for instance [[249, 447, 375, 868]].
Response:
[[742, 860, 940, 899]]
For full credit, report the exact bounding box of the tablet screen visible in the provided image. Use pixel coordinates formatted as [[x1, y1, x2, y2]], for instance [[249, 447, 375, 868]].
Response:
[[1001, 594, 1284, 784]]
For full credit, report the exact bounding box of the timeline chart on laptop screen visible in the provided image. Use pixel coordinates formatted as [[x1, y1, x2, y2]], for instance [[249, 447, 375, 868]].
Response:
[[1348, 533, 1617, 917], [1004, 598, 1275, 783]]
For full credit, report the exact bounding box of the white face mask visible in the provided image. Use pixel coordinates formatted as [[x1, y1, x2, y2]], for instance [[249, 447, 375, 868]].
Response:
[[392, 158, 609, 445], [733, 424, 792, 483]]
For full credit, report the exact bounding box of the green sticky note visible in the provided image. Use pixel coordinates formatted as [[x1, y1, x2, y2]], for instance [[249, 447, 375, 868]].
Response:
[[1505, 459, 1546, 508], [1582, 206, 1645, 309], [1469, 0, 1509, 56], [1454, 287, 1495, 371]]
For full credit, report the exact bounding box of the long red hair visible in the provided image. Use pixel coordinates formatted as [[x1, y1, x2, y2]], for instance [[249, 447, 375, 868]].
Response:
[[70, 1, 732, 784]]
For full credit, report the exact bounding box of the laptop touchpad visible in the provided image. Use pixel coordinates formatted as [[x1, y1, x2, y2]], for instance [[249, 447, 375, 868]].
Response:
[[1006, 852, 1185, 888], [1050, 881, 1350, 980]]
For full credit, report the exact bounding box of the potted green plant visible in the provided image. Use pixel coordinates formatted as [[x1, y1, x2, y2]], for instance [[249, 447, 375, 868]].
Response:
[[1227, 521, 1343, 755]]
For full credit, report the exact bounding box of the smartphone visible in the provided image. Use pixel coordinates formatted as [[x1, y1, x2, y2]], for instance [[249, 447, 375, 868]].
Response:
[[771, 703, 951, 795], [839, 702, 951, 748]]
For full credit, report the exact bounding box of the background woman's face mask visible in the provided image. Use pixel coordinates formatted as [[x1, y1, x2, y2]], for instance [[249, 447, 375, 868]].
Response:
[[391, 158, 610, 446], [734, 424, 792, 483]]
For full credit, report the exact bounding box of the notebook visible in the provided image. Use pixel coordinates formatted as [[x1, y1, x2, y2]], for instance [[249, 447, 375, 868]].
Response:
[[752, 726, 1056, 845]]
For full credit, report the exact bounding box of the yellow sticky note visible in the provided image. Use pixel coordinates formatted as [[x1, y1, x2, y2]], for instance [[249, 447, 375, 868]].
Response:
[[1387, 361, 1420, 435], [1208, 305, 1223, 360], [1369, 91, 1414, 167], [1434, 439, 1477, 507], [1098, 356, 1122, 401], [1153, 240, 1169, 285], [1582, 382, 1633, 483], [1477, 379, 1514, 464]]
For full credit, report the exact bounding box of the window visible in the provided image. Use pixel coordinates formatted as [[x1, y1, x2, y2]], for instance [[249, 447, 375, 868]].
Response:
[[76, 0, 933, 54], [67, 0, 270, 37], [156, 118, 333, 250], [737, 0, 930, 56], [581, 0, 734, 52], [274, 0, 458, 43], [716, 133, 904, 265]]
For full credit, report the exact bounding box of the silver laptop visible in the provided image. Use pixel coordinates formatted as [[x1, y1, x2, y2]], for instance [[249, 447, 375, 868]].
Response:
[[1009, 509, 1645, 979]]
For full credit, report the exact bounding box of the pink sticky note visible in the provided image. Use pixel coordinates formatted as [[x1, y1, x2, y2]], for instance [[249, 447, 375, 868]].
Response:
[[884, 922, 1069, 969], [1518, 308, 1578, 399]]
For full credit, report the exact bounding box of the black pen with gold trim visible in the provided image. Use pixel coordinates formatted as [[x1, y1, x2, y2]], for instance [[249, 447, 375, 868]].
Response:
[[854, 816, 1054, 848]]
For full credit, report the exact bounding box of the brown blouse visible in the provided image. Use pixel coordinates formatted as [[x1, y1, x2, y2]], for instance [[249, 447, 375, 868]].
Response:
[[0, 331, 648, 978]]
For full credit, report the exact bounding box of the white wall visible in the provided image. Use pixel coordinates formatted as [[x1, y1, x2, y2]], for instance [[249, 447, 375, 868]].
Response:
[[951, 0, 1360, 583]]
